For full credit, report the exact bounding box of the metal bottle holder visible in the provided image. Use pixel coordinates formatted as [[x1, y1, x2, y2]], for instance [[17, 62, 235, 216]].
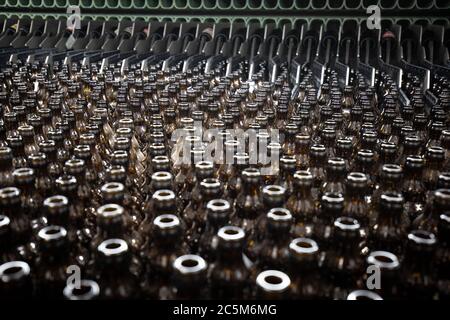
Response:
[[0, 5, 448, 110]]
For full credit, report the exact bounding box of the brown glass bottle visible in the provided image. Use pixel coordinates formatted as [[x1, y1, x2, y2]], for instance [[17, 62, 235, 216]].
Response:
[[163, 254, 209, 299], [369, 192, 410, 255], [287, 171, 317, 237], [34, 225, 74, 299], [0, 187, 31, 261], [0, 261, 33, 299], [413, 189, 450, 234], [209, 226, 251, 299], [232, 168, 264, 234], [308, 144, 327, 197], [255, 270, 291, 299], [288, 238, 326, 298], [323, 217, 365, 300], [436, 213, 449, 299], [198, 199, 232, 261], [400, 230, 438, 299], [402, 156, 426, 221], [141, 214, 188, 298], [321, 157, 347, 197], [365, 251, 401, 299], [0, 146, 14, 188], [94, 238, 140, 299], [249, 208, 292, 269], [100, 182, 142, 228], [342, 172, 371, 227], [423, 146, 445, 191]]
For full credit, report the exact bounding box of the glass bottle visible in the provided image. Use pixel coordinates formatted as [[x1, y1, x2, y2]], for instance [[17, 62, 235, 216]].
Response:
[[401, 230, 438, 299], [413, 189, 450, 234], [288, 238, 326, 298], [0, 147, 14, 188], [248, 208, 292, 269], [402, 156, 426, 221], [209, 226, 251, 299], [423, 146, 445, 191], [323, 217, 365, 300], [198, 199, 232, 262], [287, 171, 317, 236], [308, 144, 327, 197], [294, 134, 310, 170], [255, 270, 291, 299], [100, 182, 142, 229], [233, 168, 264, 234], [0, 187, 31, 261], [343, 172, 371, 228], [274, 155, 296, 196], [369, 192, 410, 255], [141, 214, 188, 299], [436, 213, 449, 299], [365, 250, 401, 299], [93, 238, 140, 299], [321, 157, 347, 197], [34, 225, 74, 299], [0, 261, 33, 299], [163, 254, 209, 299]]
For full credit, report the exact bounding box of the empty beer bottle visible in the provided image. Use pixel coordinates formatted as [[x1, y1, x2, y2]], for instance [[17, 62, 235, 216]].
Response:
[[209, 226, 251, 299], [94, 238, 140, 299], [141, 214, 188, 299], [288, 238, 325, 299], [164, 254, 209, 299]]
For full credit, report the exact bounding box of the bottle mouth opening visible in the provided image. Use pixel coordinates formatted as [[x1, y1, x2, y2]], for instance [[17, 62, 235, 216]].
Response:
[[367, 251, 400, 270], [101, 182, 125, 193], [98, 239, 128, 256], [334, 217, 360, 231], [322, 192, 344, 203], [347, 172, 368, 181], [289, 238, 319, 254], [256, 270, 291, 293], [44, 195, 69, 208], [294, 170, 313, 180], [153, 156, 169, 163], [56, 175, 77, 187], [174, 255, 207, 275], [13, 167, 34, 177], [207, 199, 230, 212], [0, 187, 20, 198], [38, 225, 67, 241], [153, 189, 175, 201], [267, 208, 292, 221], [196, 161, 213, 170], [66, 159, 85, 167], [218, 226, 245, 242], [154, 214, 180, 229], [347, 290, 383, 300], [383, 164, 402, 172], [64, 280, 100, 300], [152, 171, 172, 180], [200, 178, 221, 190], [0, 261, 30, 280], [263, 185, 286, 196], [408, 230, 436, 245], [98, 204, 124, 218], [380, 192, 404, 205]]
